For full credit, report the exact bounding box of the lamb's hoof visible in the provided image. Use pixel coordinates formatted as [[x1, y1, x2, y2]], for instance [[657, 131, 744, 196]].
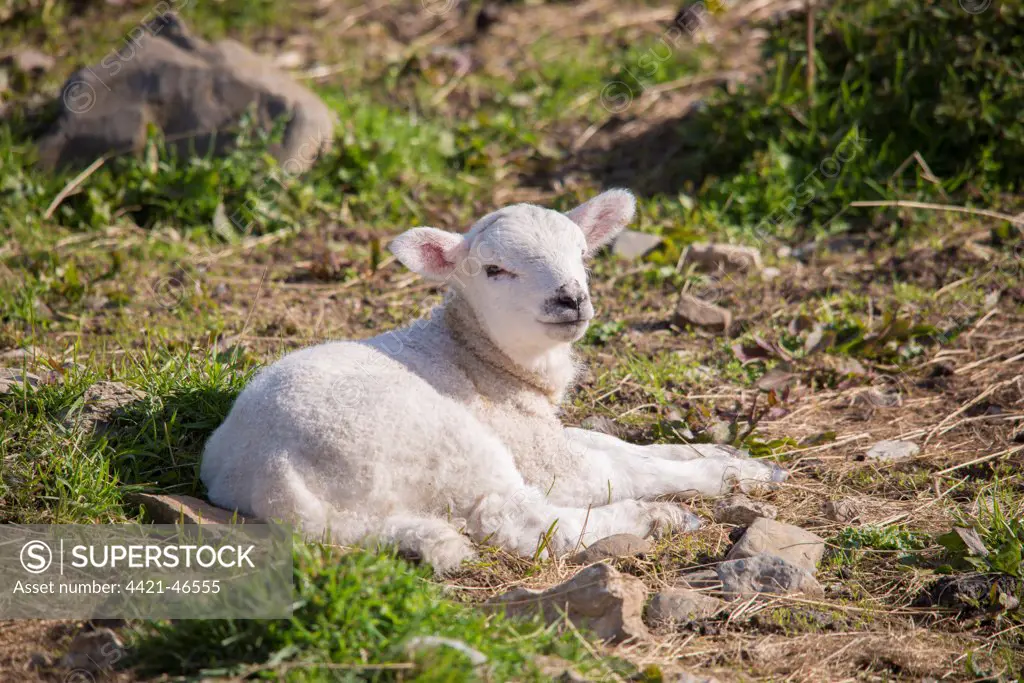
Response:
[[644, 502, 703, 538]]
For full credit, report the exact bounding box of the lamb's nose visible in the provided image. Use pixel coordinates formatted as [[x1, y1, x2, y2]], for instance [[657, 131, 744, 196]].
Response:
[[552, 282, 587, 311]]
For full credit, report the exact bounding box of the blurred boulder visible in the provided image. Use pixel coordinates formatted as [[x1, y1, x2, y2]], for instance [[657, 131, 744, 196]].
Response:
[[37, 13, 333, 173]]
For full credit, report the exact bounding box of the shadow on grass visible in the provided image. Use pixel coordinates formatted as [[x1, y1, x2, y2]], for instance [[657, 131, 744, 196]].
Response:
[[570, 0, 1022, 237], [103, 384, 241, 498]]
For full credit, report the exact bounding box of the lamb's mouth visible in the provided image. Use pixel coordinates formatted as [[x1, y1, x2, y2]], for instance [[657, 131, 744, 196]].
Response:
[[539, 318, 591, 328], [539, 318, 591, 340]]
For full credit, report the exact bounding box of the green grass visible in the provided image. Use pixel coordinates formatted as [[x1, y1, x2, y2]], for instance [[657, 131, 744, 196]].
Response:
[[128, 546, 601, 681]]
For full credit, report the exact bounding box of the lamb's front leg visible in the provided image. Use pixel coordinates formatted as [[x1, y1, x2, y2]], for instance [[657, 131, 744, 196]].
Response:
[[551, 427, 787, 507]]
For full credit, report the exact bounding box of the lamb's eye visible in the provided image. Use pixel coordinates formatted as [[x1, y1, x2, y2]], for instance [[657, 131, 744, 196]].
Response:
[[485, 265, 508, 278]]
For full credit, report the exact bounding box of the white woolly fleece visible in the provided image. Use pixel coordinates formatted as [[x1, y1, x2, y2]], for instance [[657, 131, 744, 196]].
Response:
[[200, 190, 785, 573]]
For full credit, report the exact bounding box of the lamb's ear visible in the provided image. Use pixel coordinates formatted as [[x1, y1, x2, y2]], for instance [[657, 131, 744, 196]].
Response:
[[388, 228, 465, 281], [565, 188, 636, 254]]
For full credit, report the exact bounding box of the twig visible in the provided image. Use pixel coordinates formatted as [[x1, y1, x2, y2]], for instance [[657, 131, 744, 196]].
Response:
[[44, 156, 107, 219], [933, 445, 1024, 477], [922, 379, 1016, 449], [849, 200, 1024, 226]]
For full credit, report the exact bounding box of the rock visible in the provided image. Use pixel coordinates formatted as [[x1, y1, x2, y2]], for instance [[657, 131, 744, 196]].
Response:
[[0, 368, 41, 394], [726, 518, 825, 572], [713, 495, 777, 526], [864, 440, 919, 462], [273, 50, 305, 70], [2, 48, 55, 76], [612, 230, 663, 260], [646, 588, 724, 626], [761, 266, 781, 282], [682, 243, 763, 274], [125, 492, 253, 524], [823, 498, 861, 524], [568, 534, 652, 565], [579, 415, 618, 436], [38, 13, 333, 174], [673, 673, 722, 683], [716, 554, 824, 600], [60, 628, 124, 673], [404, 636, 486, 668], [674, 294, 732, 333], [62, 381, 145, 433], [490, 563, 647, 642]]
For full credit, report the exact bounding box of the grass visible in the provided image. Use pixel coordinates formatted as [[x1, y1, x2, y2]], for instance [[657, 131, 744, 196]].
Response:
[[1, 0, 1023, 679], [128, 546, 602, 681]]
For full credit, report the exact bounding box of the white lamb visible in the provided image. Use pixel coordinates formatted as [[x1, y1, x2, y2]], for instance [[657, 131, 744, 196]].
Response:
[[200, 189, 787, 573]]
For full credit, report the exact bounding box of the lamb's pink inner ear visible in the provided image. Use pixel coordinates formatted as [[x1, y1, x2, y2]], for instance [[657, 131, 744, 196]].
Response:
[[388, 228, 464, 280], [566, 188, 637, 253]]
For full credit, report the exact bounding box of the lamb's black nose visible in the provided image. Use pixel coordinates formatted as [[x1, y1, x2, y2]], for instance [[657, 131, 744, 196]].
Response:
[[550, 282, 588, 312]]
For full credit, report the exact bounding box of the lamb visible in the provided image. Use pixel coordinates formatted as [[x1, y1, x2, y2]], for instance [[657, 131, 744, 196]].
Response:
[[200, 189, 787, 573]]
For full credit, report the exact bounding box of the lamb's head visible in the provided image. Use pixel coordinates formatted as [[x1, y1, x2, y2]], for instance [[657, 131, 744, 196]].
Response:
[[389, 189, 636, 355]]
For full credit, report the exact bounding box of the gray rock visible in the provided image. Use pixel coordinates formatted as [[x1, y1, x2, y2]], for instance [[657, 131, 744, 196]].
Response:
[[713, 494, 778, 526], [38, 13, 333, 174], [673, 673, 722, 683], [60, 628, 124, 673], [62, 381, 145, 433], [579, 415, 618, 436], [490, 563, 648, 642], [682, 243, 763, 273], [612, 230, 663, 260], [716, 554, 824, 600], [404, 636, 486, 668], [646, 588, 723, 626], [864, 440, 919, 462], [125, 492, 254, 525], [726, 517, 825, 572], [568, 534, 652, 565], [0, 368, 42, 394], [674, 294, 732, 333], [823, 498, 861, 524], [2, 48, 55, 76]]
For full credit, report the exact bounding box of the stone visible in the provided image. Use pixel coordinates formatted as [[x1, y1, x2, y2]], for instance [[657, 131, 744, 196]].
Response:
[[726, 518, 825, 572], [568, 534, 652, 565], [490, 563, 647, 642], [125, 492, 253, 525], [0, 368, 41, 394], [646, 588, 724, 626], [2, 48, 55, 76], [716, 554, 824, 600], [682, 243, 763, 274], [62, 381, 145, 433], [674, 294, 732, 333], [579, 415, 618, 436], [864, 440, 919, 462], [404, 636, 486, 668], [673, 673, 722, 683], [612, 230, 663, 260], [60, 628, 124, 673], [823, 498, 861, 524], [37, 13, 333, 173], [713, 494, 778, 526], [761, 266, 781, 282]]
